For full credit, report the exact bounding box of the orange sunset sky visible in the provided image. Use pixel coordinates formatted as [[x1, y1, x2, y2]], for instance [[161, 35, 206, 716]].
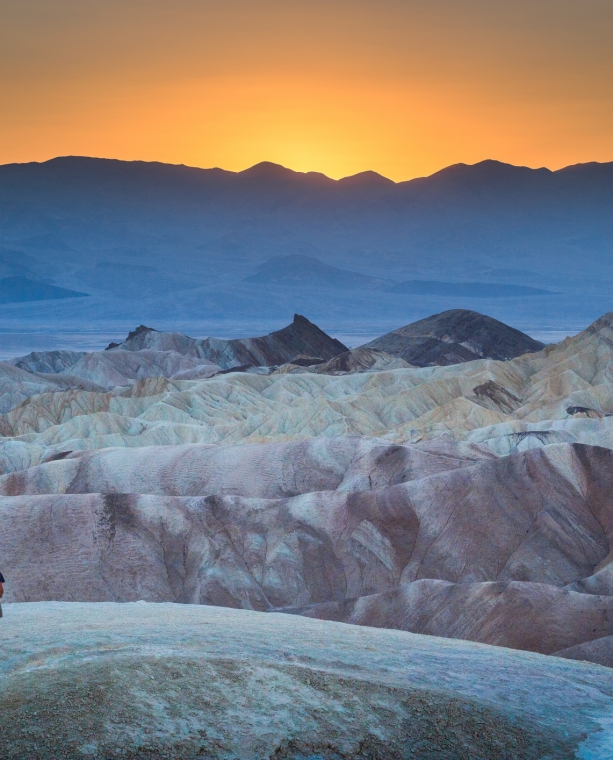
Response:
[[1, 0, 612, 181]]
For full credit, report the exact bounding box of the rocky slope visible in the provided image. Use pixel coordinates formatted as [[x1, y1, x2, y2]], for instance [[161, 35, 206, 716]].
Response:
[[2, 602, 613, 759], [108, 313, 348, 368], [11, 349, 86, 374], [4, 311, 613, 666], [274, 346, 413, 374], [0, 315, 349, 405], [4, 435, 613, 659], [0, 362, 107, 415], [363, 308, 545, 365], [2, 310, 613, 463]]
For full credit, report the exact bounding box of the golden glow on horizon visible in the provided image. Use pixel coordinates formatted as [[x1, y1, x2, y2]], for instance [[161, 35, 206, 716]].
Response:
[[1, 0, 612, 180]]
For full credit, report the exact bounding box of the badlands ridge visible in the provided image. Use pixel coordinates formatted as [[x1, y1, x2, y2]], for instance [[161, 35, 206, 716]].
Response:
[[3, 309, 613, 660], [5, 308, 613, 757]]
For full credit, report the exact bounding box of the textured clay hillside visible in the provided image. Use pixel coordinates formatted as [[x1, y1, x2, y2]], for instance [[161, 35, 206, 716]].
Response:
[[3, 437, 613, 661], [2, 311, 613, 464], [4, 311, 613, 670]]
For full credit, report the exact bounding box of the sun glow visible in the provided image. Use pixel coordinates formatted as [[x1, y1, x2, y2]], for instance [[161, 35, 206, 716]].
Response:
[[1, 0, 612, 179]]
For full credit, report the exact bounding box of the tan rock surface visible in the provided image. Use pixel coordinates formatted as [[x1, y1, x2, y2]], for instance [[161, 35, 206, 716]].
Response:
[[2, 312, 613, 461]]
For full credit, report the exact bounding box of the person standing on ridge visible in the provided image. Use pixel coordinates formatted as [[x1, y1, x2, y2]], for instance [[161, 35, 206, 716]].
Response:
[[0, 571, 4, 618]]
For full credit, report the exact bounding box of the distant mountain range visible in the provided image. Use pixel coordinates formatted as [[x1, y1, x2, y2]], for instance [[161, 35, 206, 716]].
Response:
[[245, 256, 554, 296], [243, 255, 391, 290], [0, 276, 87, 304], [0, 156, 611, 335], [2, 158, 612, 261]]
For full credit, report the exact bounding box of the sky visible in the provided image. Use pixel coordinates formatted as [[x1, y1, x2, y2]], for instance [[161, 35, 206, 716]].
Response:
[[1, 0, 612, 180]]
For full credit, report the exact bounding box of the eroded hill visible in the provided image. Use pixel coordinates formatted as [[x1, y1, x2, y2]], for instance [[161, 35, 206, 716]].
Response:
[[4, 311, 613, 668]]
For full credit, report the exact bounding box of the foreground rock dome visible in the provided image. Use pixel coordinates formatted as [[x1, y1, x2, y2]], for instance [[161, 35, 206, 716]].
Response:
[[1, 602, 612, 759]]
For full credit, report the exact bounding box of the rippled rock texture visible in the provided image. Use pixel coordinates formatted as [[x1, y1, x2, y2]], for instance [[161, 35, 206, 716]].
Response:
[[4, 312, 613, 667], [3, 436, 613, 659]]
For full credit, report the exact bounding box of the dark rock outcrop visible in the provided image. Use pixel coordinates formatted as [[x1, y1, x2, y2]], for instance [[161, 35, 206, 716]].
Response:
[[105, 324, 157, 350], [276, 347, 412, 374], [363, 309, 545, 366], [107, 314, 347, 369]]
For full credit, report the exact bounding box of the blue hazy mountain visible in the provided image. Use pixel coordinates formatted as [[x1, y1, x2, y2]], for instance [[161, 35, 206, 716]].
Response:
[[1, 158, 611, 268], [0, 277, 88, 304], [244, 255, 392, 290], [0, 156, 611, 345]]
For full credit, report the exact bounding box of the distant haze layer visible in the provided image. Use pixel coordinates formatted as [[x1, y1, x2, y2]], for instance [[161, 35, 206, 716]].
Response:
[[0, 155, 611, 352]]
